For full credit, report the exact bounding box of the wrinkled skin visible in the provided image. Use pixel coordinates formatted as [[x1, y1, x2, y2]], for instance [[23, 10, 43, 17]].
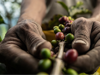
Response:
[[67, 17, 100, 74], [0, 20, 52, 74], [0, 17, 100, 74]]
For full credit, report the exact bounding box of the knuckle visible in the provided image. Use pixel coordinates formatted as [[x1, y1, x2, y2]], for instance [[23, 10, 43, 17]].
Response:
[[75, 17, 87, 25], [16, 20, 38, 34], [71, 17, 87, 33], [18, 22, 30, 31]]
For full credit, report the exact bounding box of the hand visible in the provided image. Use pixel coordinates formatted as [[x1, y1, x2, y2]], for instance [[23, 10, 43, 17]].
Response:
[[0, 20, 52, 74], [67, 17, 100, 74]]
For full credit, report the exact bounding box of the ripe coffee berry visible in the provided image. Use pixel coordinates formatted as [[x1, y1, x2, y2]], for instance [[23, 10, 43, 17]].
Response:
[[65, 23, 71, 27], [59, 16, 69, 24], [64, 49, 78, 64], [62, 27, 71, 34], [55, 32, 64, 40], [69, 20, 73, 24]]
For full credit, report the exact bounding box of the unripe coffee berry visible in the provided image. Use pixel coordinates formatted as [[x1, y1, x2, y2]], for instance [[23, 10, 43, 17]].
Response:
[[41, 48, 51, 59], [59, 24, 65, 30], [54, 28, 61, 34], [65, 33, 74, 43]]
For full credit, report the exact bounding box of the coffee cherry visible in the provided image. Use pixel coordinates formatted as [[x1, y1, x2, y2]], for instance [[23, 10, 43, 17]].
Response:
[[41, 48, 51, 59], [37, 72, 48, 75], [59, 16, 69, 24], [51, 51, 54, 57], [54, 28, 61, 34], [55, 32, 64, 40], [69, 20, 73, 24], [66, 68, 78, 75], [38, 59, 52, 71], [64, 49, 78, 64], [62, 27, 71, 34], [51, 40, 58, 47], [65, 33, 74, 43], [62, 67, 67, 74], [59, 24, 64, 30], [53, 26, 59, 29], [65, 23, 71, 27], [62, 67, 78, 75]]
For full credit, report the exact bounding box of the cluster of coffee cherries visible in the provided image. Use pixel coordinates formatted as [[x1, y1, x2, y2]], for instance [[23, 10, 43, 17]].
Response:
[[37, 16, 78, 75], [51, 16, 78, 74], [37, 48, 53, 75]]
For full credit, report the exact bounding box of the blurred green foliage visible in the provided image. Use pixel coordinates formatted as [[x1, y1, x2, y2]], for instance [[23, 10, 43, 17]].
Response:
[[0, 1, 21, 74], [0, 0, 21, 40], [57, 1, 91, 18], [0, 15, 5, 24], [0, 36, 2, 42], [43, 1, 92, 30]]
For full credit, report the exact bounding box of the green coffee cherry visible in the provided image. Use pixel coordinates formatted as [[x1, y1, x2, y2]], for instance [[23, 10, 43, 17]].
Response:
[[41, 48, 51, 59], [37, 72, 48, 75], [59, 24, 64, 30], [68, 16, 72, 20], [66, 68, 78, 75], [54, 28, 61, 34], [53, 26, 59, 29], [38, 59, 52, 71], [51, 40, 58, 47], [65, 33, 74, 43]]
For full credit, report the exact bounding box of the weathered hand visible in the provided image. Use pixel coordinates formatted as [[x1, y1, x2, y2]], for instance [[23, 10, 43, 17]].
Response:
[[0, 20, 52, 74], [67, 17, 100, 73]]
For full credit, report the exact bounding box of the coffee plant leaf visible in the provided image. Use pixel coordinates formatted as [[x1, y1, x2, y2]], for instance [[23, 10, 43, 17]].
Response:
[[0, 15, 5, 24], [0, 36, 2, 42]]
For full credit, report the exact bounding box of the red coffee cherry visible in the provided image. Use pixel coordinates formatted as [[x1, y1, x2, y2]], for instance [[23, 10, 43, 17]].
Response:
[[65, 23, 71, 27], [59, 16, 69, 24], [64, 49, 78, 64], [55, 32, 64, 40], [62, 27, 71, 34]]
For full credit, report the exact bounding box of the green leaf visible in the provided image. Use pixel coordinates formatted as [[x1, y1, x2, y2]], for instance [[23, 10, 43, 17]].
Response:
[[69, 7, 92, 19], [0, 25, 7, 40], [0, 15, 5, 24], [75, 1, 83, 8], [0, 36, 2, 42], [57, 1, 70, 16]]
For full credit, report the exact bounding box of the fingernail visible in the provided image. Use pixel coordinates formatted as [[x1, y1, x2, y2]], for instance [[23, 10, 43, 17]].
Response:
[[73, 40, 86, 44], [72, 40, 89, 53]]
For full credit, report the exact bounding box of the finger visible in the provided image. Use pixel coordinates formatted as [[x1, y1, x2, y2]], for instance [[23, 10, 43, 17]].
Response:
[[71, 17, 93, 53], [91, 21, 100, 44], [68, 40, 100, 73], [18, 20, 46, 39], [16, 21, 52, 56], [0, 43, 39, 74], [29, 20, 46, 39], [68, 55, 92, 73]]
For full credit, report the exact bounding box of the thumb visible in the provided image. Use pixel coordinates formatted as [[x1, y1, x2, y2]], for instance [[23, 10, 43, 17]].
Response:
[[71, 17, 93, 53]]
